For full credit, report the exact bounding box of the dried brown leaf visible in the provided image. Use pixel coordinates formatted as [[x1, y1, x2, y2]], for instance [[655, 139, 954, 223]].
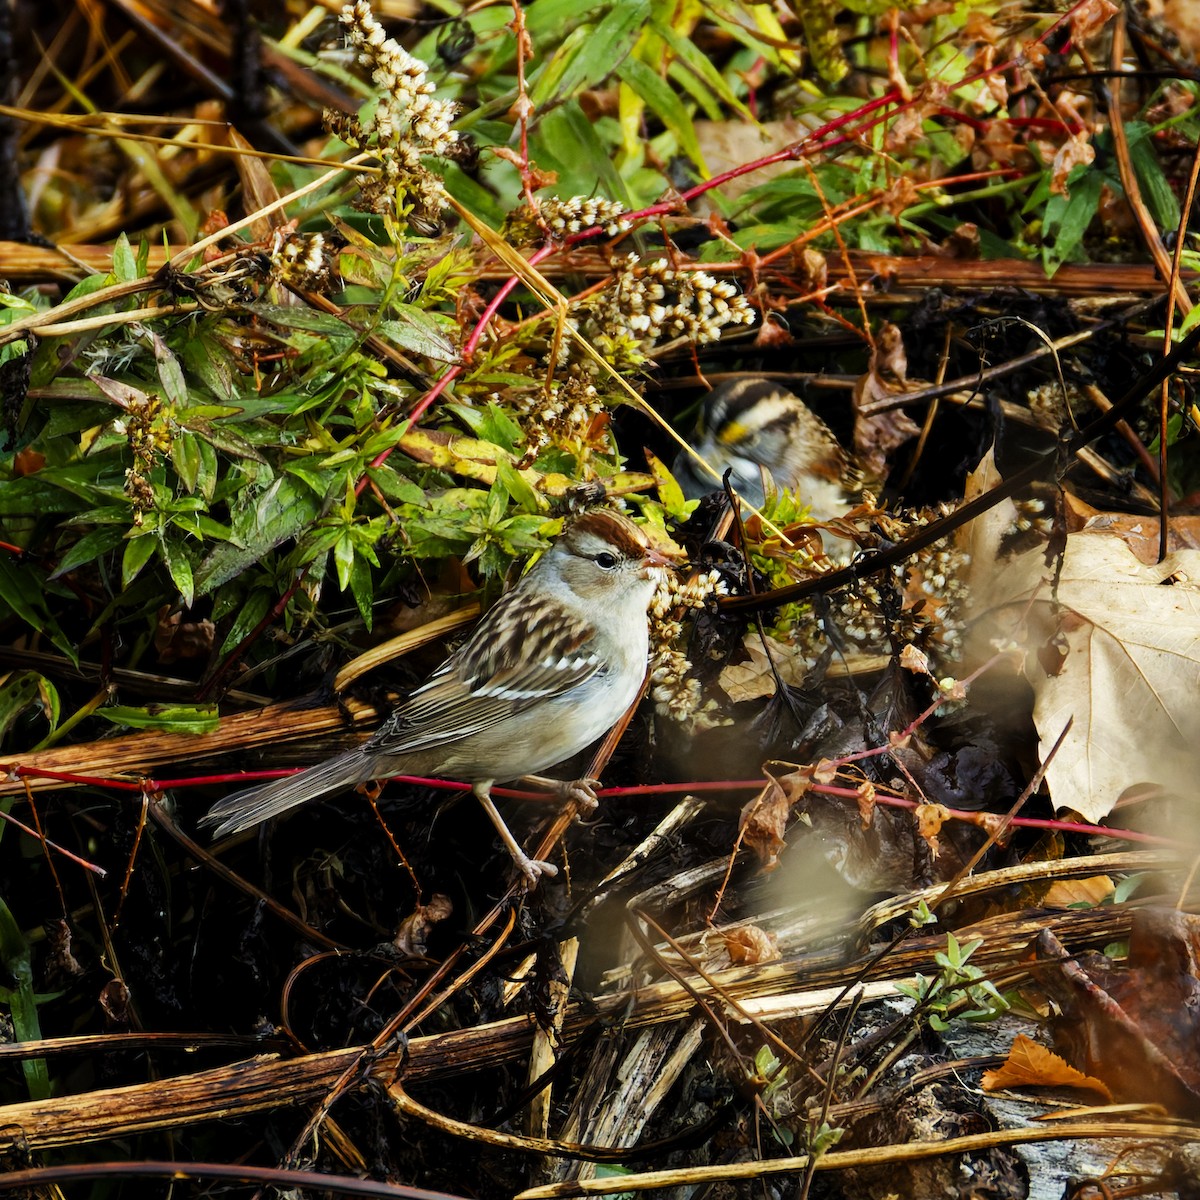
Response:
[[982, 1033, 1112, 1100], [721, 925, 780, 965]]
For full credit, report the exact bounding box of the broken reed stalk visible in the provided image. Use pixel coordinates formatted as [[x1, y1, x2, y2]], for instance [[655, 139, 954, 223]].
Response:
[[0, 885, 1176, 1155]]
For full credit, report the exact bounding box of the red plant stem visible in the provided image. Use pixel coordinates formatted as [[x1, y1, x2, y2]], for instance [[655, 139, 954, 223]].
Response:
[[0, 805, 106, 875], [204, 1, 1083, 702], [12, 766, 1180, 850]]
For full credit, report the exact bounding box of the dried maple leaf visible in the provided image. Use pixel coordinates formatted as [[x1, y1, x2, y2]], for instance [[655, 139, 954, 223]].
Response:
[[963, 452, 1200, 824], [969, 528, 1200, 824]]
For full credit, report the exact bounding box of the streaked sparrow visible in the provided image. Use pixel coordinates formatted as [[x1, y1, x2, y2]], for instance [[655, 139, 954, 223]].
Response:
[[203, 509, 678, 885]]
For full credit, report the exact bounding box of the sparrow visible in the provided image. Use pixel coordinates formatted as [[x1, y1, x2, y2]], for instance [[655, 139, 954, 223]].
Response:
[[202, 509, 678, 885], [674, 378, 861, 516]]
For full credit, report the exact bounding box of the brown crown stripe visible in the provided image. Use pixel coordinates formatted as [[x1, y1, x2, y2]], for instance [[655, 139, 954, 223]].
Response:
[[567, 509, 649, 557]]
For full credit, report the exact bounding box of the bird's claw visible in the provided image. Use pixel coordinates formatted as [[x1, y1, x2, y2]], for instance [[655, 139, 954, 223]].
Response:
[[561, 777, 600, 812], [514, 853, 559, 888]]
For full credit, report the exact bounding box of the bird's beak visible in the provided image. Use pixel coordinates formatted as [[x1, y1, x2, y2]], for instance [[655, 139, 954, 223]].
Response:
[[641, 542, 686, 576]]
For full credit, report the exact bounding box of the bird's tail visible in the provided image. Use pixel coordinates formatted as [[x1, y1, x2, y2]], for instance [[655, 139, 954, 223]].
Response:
[[201, 750, 368, 838]]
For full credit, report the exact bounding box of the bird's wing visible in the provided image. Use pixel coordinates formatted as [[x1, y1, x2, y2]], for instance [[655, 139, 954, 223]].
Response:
[[368, 587, 603, 754]]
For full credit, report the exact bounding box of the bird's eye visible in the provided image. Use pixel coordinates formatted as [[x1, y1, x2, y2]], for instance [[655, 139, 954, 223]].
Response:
[[594, 551, 619, 570]]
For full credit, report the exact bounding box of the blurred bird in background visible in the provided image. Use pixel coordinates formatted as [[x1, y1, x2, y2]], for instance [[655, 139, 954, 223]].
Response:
[[673, 378, 862, 517]]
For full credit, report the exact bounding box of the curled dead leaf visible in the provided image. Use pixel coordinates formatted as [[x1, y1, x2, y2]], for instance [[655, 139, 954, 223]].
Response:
[[392, 893, 454, 959], [722, 924, 780, 965], [914, 802, 952, 857], [739, 766, 813, 871], [852, 322, 921, 478], [155, 606, 216, 665], [855, 781, 876, 827]]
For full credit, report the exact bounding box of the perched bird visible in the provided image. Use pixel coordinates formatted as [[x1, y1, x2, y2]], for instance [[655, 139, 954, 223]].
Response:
[[203, 509, 677, 884], [674, 378, 861, 517]]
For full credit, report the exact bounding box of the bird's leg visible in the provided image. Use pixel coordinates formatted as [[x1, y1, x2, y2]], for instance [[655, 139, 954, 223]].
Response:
[[473, 782, 559, 886], [517, 775, 601, 812]]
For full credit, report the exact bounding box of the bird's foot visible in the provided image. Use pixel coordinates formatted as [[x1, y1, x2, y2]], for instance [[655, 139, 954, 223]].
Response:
[[474, 782, 559, 890], [512, 851, 560, 887], [520, 774, 601, 813]]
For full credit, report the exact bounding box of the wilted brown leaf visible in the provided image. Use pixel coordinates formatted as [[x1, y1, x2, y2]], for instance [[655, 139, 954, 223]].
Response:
[[739, 767, 812, 871], [721, 924, 780, 965], [982, 1033, 1112, 1100], [154, 606, 216, 664], [914, 802, 951, 856], [852, 323, 921, 477], [392, 894, 454, 959], [1035, 913, 1200, 1117]]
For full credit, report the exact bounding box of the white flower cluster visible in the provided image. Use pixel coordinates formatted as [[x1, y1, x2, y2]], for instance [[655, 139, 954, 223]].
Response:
[[593, 255, 756, 350], [538, 196, 631, 238], [509, 372, 605, 461], [338, 2, 459, 214], [649, 570, 729, 729]]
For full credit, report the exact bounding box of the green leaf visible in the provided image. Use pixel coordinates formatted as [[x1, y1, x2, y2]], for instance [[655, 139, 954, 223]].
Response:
[[1126, 123, 1181, 232], [50, 526, 127, 579], [535, 102, 632, 206], [150, 332, 188, 407], [0, 671, 57, 741], [333, 532, 355, 592], [378, 307, 459, 362], [348, 553, 374, 628], [446, 402, 523, 451], [0, 894, 51, 1098], [122, 534, 158, 588], [1042, 167, 1103, 275], [528, 26, 593, 107], [495, 455, 542, 513], [171, 429, 201, 493], [95, 704, 220, 733], [195, 476, 321, 593], [651, 19, 754, 120], [617, 56, 705, 170], [219, 588, 270, 654], [364, 466, 426, 505], [645, 449, 694, 520], [196, 435, 218, 503], [162, 540, 195, 606], [111, 233, 138, 283], [60, 272, 116, 306], [245, 302, 357, 338]]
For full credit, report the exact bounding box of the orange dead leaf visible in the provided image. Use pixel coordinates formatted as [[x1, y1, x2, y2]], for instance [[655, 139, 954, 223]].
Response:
[[1043, 875, 1115, 908], [915, 802, 952, 857], [855, 781, 876, 827], [899, 643, 932, 677], [813, 758, 838, 785], [13, 448, 45, 476], [982, 1033, 1112, 1101], [722, 925, 781, 965], [1069, 0, 1119, 42]]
